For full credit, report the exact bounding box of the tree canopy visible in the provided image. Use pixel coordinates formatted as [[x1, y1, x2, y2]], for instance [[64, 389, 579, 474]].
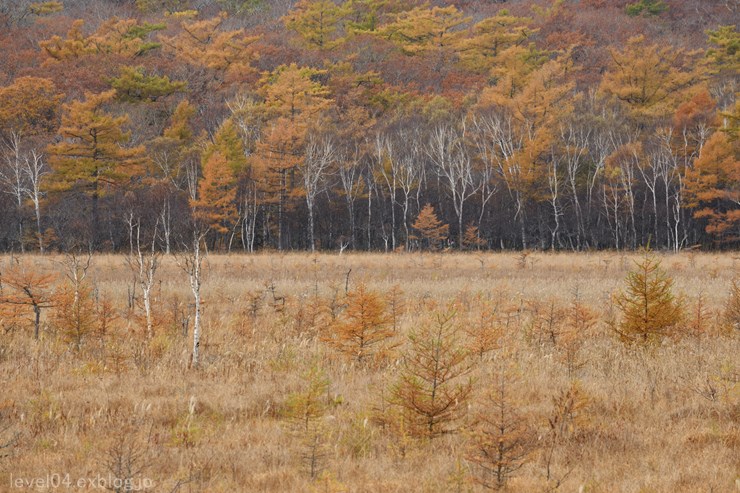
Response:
[[0, 1, 737, 252]]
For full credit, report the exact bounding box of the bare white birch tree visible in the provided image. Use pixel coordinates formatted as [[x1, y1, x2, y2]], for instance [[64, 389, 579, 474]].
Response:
[[0, 132, 28, 252], [239, 180, 259, 253], [427, 124, 480, 249], [470, 116, 499, 245], [126, 219, 161, 338], [559, 122, 591, 249], [547, 149, 563, 250], [375, 134, 397, 250], [22, 149, 48, 253], [303, 135, 336, 252], [338, 144, 364, 250], [177, 228, 208, 368], [472, 112, 528, 247], [392, 131, 423, 250]]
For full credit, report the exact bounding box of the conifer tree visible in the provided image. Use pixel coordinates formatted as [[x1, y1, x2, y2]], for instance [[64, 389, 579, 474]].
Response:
[[0, 76, 62, 136], [599, 36, 699, 121], [41, 18, 165, 60], [542, 381, 589, 485], [286, 365, 330, 432], [161, 12, 259, 84], [706, 25, 739, 71], [254, 63, 331, 250], [0, 259, 57, 340], [134, 0, 186, 13], [684, 131, 740, 242], [47, 90, 144, 248], [378, 5, 469, 65], [385, 284, 405, 332], [29, 1, 63, 15], [53, 253, 97, 350], [559, 289, 596, 377], [285, 366, 331, 479], [324, 283, 393, 364], [724, 279, 740, 332], [457, 9, 534, 74], [391, 309, 473, 438], [463, 296, 505, 359], [467, 362, 535, 490], [412, 203, 448, 251], [39, 20, 95, 60], [193, 119, 245, 245], [283, 0, 349, 50], [463, 224, 485, 250], [614, 250, 682, 345], [110, 66, 186, 103], [625, 0, 668, 16], [204, 118, 248, 174], [193, 152, 237, 238]]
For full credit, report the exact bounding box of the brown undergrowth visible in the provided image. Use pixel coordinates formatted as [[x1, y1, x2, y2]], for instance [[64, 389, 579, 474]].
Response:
[[0, 252, 737, 492]]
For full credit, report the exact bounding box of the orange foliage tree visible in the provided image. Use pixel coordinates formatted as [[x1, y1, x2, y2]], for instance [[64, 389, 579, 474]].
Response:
[[193, 152, 237, 240], [52, 254, 98, 350], [391, 309, 473, 438], [284, 0, 349, 50], [614, 250, 683, 345], [377, 5, 469, 67], [0, 259, 57, 339], [161, 12, 259, 86], [324, 283, 394, 364], [600, 35, 699, 122], [0, 76, 62, 252], [193, 119, 246, 246], [684, 131, 740, 242], [724, 280, 740, 332], [468, 362, 536, 490], [47, 90, 144, 248], [458, 9, 534, 74], [0, 76, 62, 136], [412, 204, 448, 251], [41, 18, 165, 61], [253, 63, 332, 250]]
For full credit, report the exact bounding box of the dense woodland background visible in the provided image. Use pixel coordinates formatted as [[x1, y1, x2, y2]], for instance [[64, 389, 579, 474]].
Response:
[[0, 0, 738, 253]]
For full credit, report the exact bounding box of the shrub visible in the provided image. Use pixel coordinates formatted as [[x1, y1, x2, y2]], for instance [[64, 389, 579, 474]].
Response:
[[626, 0, 667, 16]]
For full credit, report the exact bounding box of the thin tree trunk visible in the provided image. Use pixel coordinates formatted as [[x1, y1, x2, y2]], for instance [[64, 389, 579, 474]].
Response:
[[34, 304, 40, 340], [191, 239, 202, 367], [33, 199, 42, 254], [308, 200, 316, 252]]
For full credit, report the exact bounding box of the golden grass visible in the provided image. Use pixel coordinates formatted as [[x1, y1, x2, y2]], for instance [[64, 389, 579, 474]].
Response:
[[0, 251, 738, 492]]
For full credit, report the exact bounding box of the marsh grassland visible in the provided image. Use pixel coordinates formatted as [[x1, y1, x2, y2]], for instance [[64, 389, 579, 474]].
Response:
[[0, 252, 738, 492]]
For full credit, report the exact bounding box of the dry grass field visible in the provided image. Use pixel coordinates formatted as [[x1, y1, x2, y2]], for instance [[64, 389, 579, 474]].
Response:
[[0, 252, 738, 492]]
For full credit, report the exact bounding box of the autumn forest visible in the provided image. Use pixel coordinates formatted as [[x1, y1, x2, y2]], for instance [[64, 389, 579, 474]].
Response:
[[1, 2, 739, 492], [0, 0, 738, 253]]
